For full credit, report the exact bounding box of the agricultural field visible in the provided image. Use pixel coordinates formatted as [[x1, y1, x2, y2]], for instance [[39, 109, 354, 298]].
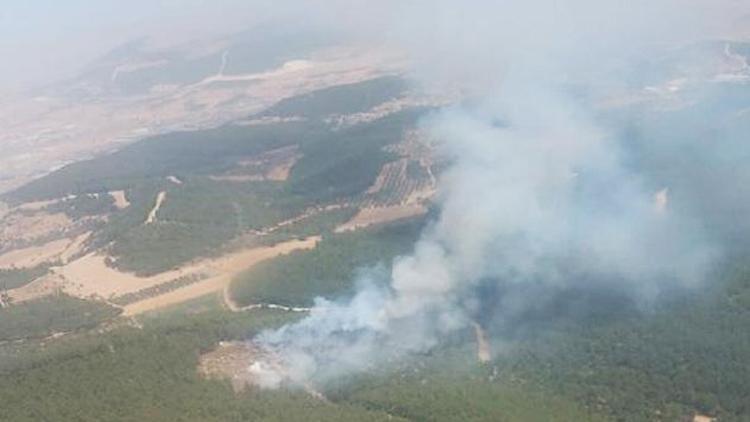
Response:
[[1, 34, 750, 422], [0, 76, 440, 317]]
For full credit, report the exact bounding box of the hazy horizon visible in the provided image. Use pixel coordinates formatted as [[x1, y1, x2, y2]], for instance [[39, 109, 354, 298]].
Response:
[[1, 0, 748, 95], [0, 0, 291, 93]]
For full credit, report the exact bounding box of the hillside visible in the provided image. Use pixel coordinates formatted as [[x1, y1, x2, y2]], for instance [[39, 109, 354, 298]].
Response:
[[1, 37, 750, 422]]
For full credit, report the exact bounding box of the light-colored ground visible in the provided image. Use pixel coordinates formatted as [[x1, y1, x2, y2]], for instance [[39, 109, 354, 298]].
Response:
[[472, 322, 491, 363], [15, 199, 60, 212], [337, 131, 437, 233], [265, 158, 298, 181], [326, 93, 454, 129], [0, 212, 72, 243], [109, 191, 130, 209], [199, 341, 264, 392], [0, 234, 87, 270], [248, 204, 347, 237], [336, 204, 427, 233], [0, 45, 406, 196], [56, 252, 202, 300], [9, 235, 319, 309], [145, 191, 166, 224], [365, 160, 402, 195], [122, 236, 319, 315], [199, 340, 326, 399], [7, 273, 65, 303], [57, 232, 91, 264], [167, 175, 183, 185], [123, 273, 234, 316], [0, 240, 68, 268]]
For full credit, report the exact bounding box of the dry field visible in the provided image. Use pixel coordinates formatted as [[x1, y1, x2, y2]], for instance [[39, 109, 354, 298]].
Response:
[[109, 191, 130, 209], [336, 135, 437, 232], [0, 212, 72, 245], [0, 46, 407, 195], [0, 232, 89, 269], [0, 46, 432, 317], [121, 237, 319, 315], [336, 204, 427, 233]]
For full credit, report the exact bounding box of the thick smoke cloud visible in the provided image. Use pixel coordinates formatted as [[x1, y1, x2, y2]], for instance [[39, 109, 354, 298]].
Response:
[[254, 0, 746, 386]]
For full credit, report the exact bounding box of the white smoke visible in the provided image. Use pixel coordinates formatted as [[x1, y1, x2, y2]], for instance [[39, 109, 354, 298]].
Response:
[[253, 0, 744, 386]]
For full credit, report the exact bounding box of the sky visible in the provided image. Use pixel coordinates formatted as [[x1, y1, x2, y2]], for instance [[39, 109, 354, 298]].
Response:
[[0, 0, 747, 94]]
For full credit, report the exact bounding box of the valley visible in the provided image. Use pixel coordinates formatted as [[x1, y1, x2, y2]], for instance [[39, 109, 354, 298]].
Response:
[[0, 34, 749, 422]]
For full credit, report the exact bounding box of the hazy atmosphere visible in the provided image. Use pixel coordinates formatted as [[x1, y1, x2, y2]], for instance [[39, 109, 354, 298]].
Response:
[[1, 1, 750, 421]]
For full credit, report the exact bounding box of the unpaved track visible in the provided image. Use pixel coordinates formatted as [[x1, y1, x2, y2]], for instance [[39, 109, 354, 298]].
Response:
[[0, 232, 89, 270], [123, 236, 320, 315], [222, 283, 312, 313], [335, 204, 427, 233], [145, 191, 166, 224]]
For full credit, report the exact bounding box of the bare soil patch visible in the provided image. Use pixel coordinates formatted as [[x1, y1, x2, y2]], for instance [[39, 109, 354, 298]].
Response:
[[336, 204, 427, 233], [167, 175, 183, 185], [122, 236, 319, 315], [109, 191, 130, 209], [144, 191, 166, 224], [198, 340, 326, 399], [0, 232, 88, 270], [55, 252, 203, 300], [7, 273, 65, 303], [0, 212, 72, 244], [199, 341, 262, 392], [473, 322, 491, 363]]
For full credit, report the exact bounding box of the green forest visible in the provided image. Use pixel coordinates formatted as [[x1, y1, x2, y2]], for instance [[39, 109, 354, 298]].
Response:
[[2, 74, 750, 421], [230, 218, 424, 307]]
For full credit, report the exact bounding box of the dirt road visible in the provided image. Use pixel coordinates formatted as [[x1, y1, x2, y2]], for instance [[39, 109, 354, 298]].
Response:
[[122, 236, 320, 315], [145, 191, 166, 224]]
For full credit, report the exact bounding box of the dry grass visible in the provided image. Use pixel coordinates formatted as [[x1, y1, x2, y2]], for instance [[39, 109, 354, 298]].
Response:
[[0, 233, 89, 270], [0, 212, 72, 244], [122, 236, 319, 315], [336, 204, 427, 233]]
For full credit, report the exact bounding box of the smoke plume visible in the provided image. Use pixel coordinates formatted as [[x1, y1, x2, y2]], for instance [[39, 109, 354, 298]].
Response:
[[253, 0, 747, 386]]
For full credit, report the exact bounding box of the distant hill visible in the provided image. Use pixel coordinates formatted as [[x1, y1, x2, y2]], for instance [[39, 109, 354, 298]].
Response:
[[48, 20, 340, 98]]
